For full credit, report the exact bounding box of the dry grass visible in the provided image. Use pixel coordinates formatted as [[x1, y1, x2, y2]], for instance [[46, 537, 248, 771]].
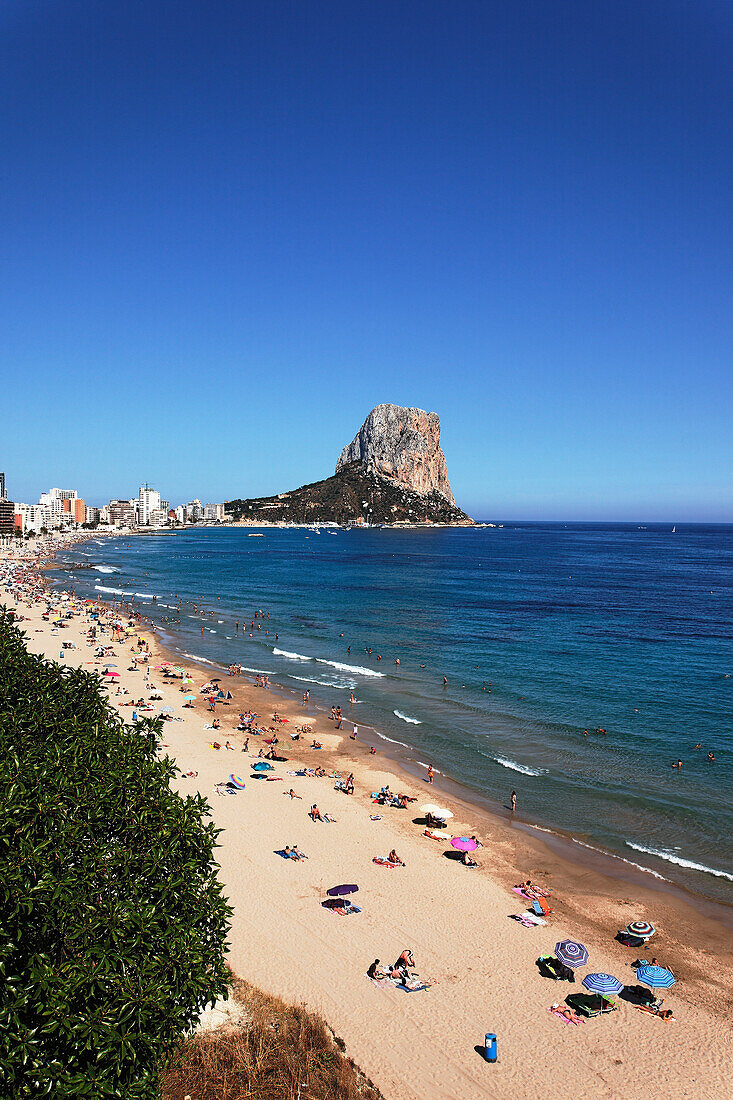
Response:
[[161, 978, 383, 1100]]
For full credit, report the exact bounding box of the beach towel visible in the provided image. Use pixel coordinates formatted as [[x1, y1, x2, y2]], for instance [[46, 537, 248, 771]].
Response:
[[372, 857, 400, 867], [394, 982, 430, 993], [549, 1006, 582, 1026], [510, 913, 537, 928], [369, 814, 383, 821]]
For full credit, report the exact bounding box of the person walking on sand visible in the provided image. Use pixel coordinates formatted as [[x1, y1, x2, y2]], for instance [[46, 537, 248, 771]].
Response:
[[511, 789, 517, 813], [427, 764, 434, 784]]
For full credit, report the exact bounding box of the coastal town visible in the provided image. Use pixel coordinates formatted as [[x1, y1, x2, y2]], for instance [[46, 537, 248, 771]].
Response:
[[0, 473, 227, 538]]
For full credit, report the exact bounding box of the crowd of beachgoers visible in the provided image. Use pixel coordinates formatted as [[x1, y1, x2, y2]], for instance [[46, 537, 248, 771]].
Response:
[[2, 532, 732, 1100]]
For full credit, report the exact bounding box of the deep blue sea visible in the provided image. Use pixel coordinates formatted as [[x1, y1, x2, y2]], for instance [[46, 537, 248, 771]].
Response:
[[57, 524, 733, 903]]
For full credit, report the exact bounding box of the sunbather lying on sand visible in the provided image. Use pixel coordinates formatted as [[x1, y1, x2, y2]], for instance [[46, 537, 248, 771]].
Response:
[[388, 849, 404, 865]]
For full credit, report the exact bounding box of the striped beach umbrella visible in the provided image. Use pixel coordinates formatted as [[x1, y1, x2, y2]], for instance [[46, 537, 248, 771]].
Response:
[[636, 965, 675, 989], [228, 774, 246, 789], [627, 921, 655, 939], [582, 973, 623, 995], [555, 940, 589, 968]]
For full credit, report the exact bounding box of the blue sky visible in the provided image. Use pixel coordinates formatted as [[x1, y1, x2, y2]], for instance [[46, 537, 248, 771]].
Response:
[[2, 1, 731, 520]]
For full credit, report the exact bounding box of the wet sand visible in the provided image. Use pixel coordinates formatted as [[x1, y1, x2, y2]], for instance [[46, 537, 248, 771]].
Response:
[[4, 537, 733, 1099]]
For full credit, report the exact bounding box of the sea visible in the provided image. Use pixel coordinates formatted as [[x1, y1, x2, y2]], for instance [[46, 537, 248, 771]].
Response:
[[55, 523, 733, 904]]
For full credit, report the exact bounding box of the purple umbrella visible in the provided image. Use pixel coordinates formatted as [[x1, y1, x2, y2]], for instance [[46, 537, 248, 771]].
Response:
[[451, 836, 478, 852], [326, 884, 359, 897]]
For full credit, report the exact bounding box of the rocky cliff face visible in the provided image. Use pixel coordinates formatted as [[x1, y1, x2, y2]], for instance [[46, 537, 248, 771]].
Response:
[[226, 403, 472, 525], [336, 405, 456, 506]]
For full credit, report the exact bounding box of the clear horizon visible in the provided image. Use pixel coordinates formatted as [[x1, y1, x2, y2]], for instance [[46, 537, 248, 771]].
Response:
[[3, 2, 732, 521]]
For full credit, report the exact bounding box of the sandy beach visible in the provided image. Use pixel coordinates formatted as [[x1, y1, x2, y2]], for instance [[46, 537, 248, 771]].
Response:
[[4, 535, 733, 1100]]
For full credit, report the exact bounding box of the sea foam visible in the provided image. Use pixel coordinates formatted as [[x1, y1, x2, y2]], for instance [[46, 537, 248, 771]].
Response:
[[393, 710, 422, 724], [494, 755, 547, 777], [273, 648, 311, 661], [626, 842, 733, 882], [316, 658, 384, 678]]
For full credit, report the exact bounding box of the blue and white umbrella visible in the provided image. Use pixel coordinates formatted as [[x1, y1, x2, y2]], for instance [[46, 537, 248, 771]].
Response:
[[555, 940, 589, 968], [636, 965, 675, 989], [252, 761, 274, 772], [582, 973, 623, 995]]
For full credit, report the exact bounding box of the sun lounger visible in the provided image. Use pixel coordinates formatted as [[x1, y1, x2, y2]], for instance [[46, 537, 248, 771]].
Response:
[[566, 993, 617, 1018]]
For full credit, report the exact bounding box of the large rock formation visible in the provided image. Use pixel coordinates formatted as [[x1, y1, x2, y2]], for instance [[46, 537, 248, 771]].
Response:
[[226, 404, 472, 525], [336, 405, 456, 505]]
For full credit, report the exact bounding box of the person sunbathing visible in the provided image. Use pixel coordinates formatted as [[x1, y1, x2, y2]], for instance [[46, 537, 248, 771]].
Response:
[[287, 788, 302, 799], [395, 949, 415, 973], [292, 844, 307, 860], [461, 851, 478, 867], [388, 849, 404, 866], [311, 740, 322, 749], [309, 804, 324, 821]]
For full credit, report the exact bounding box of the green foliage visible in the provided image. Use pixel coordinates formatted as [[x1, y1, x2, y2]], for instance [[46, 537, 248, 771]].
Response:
[[0, 608, 231, 1098]]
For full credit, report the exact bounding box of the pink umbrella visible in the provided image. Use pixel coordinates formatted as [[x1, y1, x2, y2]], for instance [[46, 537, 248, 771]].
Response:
[[450, 836, 478, 852]]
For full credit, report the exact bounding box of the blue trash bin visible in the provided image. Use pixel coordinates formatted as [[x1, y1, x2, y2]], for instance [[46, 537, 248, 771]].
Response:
[[484, 1033, 497, 1062]]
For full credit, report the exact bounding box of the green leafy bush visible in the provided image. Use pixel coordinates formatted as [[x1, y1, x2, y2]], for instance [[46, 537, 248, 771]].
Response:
[[0, 608, 231, 1098]]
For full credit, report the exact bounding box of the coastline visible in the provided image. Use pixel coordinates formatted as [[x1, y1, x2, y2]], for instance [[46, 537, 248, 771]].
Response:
[[6, 533, 733, 1098]]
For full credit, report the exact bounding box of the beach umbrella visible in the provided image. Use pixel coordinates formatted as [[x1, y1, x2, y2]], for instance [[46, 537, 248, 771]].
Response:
[[183, 694, 196, 700], [555, 940, 589, 968], [228, 774, 246, 789], [252, 761, 274, 771], [103, 663, 117, 668], [636, 965, 675, 989], [420, 804, 443, 814], [582, 973, 623, 995], [216, 690, 225, 698], [326, 884, 358, 897], [107, 672, 120, 679], [627, 921, 655, 939], [160, 706, 174, 713], [451, 836, 478, 852], [434, 808, 454, 820], [211, 677, 221, 682]]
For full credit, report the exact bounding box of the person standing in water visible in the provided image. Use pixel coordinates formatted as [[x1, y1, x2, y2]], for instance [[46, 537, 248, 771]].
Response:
[[510, 790, 517, 813]]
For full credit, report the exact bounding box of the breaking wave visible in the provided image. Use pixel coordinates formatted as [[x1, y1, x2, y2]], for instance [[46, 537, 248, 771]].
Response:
[[394, 710, 422, 724], [626, 843, 733, 882], [494, 756, 547, 776]]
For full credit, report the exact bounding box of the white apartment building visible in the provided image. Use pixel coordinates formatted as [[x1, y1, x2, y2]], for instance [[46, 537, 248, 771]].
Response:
[[137, 485, 163, 526]]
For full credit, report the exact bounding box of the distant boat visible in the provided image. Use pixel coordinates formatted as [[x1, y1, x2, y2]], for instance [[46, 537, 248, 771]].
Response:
[[672, 525, 676, 533]]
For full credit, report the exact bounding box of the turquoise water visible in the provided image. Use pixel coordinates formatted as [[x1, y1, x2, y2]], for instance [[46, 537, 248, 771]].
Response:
[[58, 524, 733, 902]]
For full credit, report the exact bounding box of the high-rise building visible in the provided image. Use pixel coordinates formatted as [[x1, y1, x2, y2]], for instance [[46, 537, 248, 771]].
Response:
[[108, 499, 136, 527], [0, 473, 14, 537], [137, 485, 163, 526]]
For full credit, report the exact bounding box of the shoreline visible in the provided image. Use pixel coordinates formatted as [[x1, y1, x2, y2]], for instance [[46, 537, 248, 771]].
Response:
[[47, 530, 733, 925], [6, 532, 733, 1098]]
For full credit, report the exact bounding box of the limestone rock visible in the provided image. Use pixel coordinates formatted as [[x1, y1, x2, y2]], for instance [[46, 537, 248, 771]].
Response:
[[336, 404, 456, 505]]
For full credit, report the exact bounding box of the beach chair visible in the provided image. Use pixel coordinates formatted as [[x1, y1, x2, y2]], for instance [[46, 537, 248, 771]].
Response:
[[566, 993, 617, 1018]]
